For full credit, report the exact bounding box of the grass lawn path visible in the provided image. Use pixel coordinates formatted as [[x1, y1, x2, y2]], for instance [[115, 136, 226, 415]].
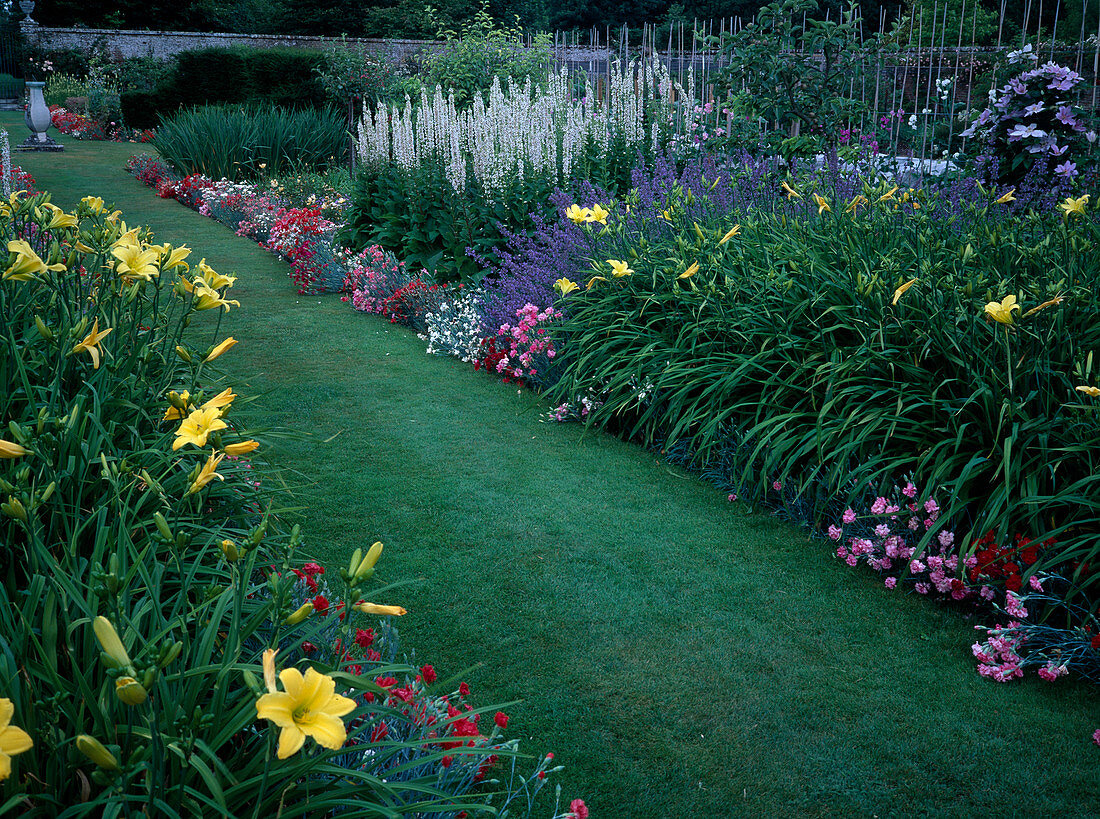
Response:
[[13, 116, 1100, 816]]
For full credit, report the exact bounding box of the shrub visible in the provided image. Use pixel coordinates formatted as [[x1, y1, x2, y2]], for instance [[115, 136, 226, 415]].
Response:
[[44, 71, 86, 107], [152, 105, 348, 181]]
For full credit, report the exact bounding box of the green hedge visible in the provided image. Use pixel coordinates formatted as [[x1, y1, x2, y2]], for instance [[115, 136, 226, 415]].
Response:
[[122, 46, 328, 129]]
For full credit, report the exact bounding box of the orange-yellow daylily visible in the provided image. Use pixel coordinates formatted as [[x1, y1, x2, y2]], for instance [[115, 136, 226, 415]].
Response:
[[1076, 385, 1100, 398], [813, 194, 831, 215], [223, 439, 260, 456], [172, 406, 228, 451], [0, 440, 30, 459], [892, 278, 917, 306], [565, 204, 590, 225], [607, 260, 633, 277], [4, 239, 65, 282], [984, 295, 1020, 325], [111, 243, 160, 283], [163, 390, 192, 421], [188, 450, 226, 495], [80, 196, 106, 214], [255, 666, 357, 759], [1022, 295, 1064, 317], [190, 283, 240, 312], [781, 181, 801, 200], [587, 203, 610, 225], [150, 243, 191, 273], [1059, 194, 1090, 217], [70, 319, 112, 369], [845, 195, 868, 213], [204, 337, 238, 362], [585, 276, 606, 291], [197, 258, 235, 290], [554, 278, 579, 296], [994, 188, 1016, 205], [678, 262, 699, 280], [0, 699, 33, 781], [877, 186, 899, 203], [39, 203, 78, 230], [719, 225, 741, 244], [200, 387, 237, 414], [354, 602, 407, 616]]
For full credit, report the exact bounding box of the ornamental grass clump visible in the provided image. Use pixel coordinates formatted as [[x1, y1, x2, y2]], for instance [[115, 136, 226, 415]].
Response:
[[543, 180, 1100, 602], [0, 191, 577, 815]]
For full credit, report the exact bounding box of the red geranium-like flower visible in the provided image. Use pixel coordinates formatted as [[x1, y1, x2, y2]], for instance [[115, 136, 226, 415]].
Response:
[[494, 711, 508, 730], [420, 664, 436, 684], [312, 595, 329, 615], [355, 628, 375, 649]]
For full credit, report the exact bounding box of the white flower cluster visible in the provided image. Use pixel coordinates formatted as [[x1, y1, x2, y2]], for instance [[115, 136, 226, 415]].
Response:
[[356, 60, 692, 198], [421, 290, 485, 362]]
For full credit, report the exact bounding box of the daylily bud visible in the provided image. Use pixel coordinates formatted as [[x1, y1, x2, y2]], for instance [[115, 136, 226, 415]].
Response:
[[34, 315, 53, 340], [161, 640, 183, 667], [355, 541, 383, 581], [141, 667, 157, 689], [39, 481, 56, 504], [76, 735, 119, 770], [347, 548, 362, 577], [153, 512, 173, 541], [115, 676, 148, 706], [93, 615, 132, 667], [354, 602, 407, 617], [2, 496, 27, 522], [262, 648, 278, 693], [220, 539, 240, 563], [284, 602, 313, 625], [175, 345, 191, 363]]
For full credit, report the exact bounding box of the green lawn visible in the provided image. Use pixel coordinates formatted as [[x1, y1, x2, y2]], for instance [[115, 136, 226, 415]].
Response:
[[11, 114, 1100, 816]]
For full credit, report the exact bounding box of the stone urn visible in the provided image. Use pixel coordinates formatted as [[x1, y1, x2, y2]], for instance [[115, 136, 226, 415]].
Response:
[[18, 0, 35, 17], [18, 81, 63, 151]]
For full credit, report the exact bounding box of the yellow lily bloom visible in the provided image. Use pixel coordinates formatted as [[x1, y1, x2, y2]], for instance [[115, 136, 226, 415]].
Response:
[[984, 295, 1020, 325], [678, 262, 699, 280], [607, 259, 633, 277], [198, 258, 235, 290], [354, 602, 408, 616], [0, 440, 30, 459], [223, 439, 260, 456], [585, 276, 606, 291], [587, 203, 610, 225], [188, 450, 226, 495], [111, 243, 160, 283], [70, 319, 113, 370], [565, 204, 591, 225], [5, 239, 65, 282], [781, 181, 801, 200], [40, 203, 79, 230], [150, 244, 191, 273], [877, 186, 899, 203], [718, 225, 741, 244], [111, 226, 141, 250], [173, 406, 228, 451], [1076, 385, 1100, 397], [813, 194, 831, 215], [891, 278, 917, 306], [255, 666, 358, 759], [204, 337, 238, 362], [201, 387, 237, 414], [1059, 194, 1090, 217], [190, 283, 240, 312], [81, 196, 105, 213], [844, 195, 868, 213], [660, 208, 673, 221], [994, 188, 1016, 205], [163, 390, 193, 421], [554, 278, 579, 296], [0, 699, 33, 781]]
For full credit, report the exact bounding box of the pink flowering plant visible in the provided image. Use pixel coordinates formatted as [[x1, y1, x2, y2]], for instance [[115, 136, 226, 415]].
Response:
[[475, 304, 562, 390]]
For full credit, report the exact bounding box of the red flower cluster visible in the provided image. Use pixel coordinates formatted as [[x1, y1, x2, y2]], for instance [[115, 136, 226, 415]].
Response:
[[969, 530, 1051, 592], [474, 337, 513, 382]]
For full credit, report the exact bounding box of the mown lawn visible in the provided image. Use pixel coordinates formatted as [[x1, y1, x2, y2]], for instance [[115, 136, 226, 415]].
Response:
[[11, 113, 1100, 816]]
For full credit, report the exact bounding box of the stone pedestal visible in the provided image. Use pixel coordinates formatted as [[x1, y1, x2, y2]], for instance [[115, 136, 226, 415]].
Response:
[[18, 81, 63, 152]]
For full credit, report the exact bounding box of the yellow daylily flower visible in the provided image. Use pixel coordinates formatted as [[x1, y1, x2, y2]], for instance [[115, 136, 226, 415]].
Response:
[[111, 243, 160, 283], [1022, 295, 1064, 317], [877, 186, 899, 203], [585, 276, 607, 290], [200, 387, 237, 414], [0, 440, 31, 459], [984, 295, 1020, 325], [255, 666, 358, 759], [1059, 194, 1090, 217], [718, 225, 741, 244], [70, 319, 113, 370], [80, 195, 105, 214], [74, 239, 98, 254], [607, 259, 633, 277], [781, 181, 801, 200], [565, 204, 591, 225], [220, 538, 241, 562], [152, 244, 191, 273], [354, 602, 408, 616], [187, 450, 226, 495], [660, 208, 673, 221], [5, 239, 65, 282], [1076, 385, 1100, 397], [554, 278, 579, 296], [163, 390, 193, 421], [114, 676, 148, 707], [844, 195, 868, 213], [262, 648, 278, 693], [197, 258, 235, 290], [111, 226, 141, 250], [284, 602, 313, 625], [39, 203, 78, 230], [813, 194, 831, 215], [587, 203, 610, 225], [190, 283, 240, 312], [204, 337, 238, 362], [172, 406, 228, 451], [994, 188, 1016, 205], [891, 278, 917, 306], [223, 439, 260, 456], [0, 699, 33, 781], [678, 262, 699, 280]]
